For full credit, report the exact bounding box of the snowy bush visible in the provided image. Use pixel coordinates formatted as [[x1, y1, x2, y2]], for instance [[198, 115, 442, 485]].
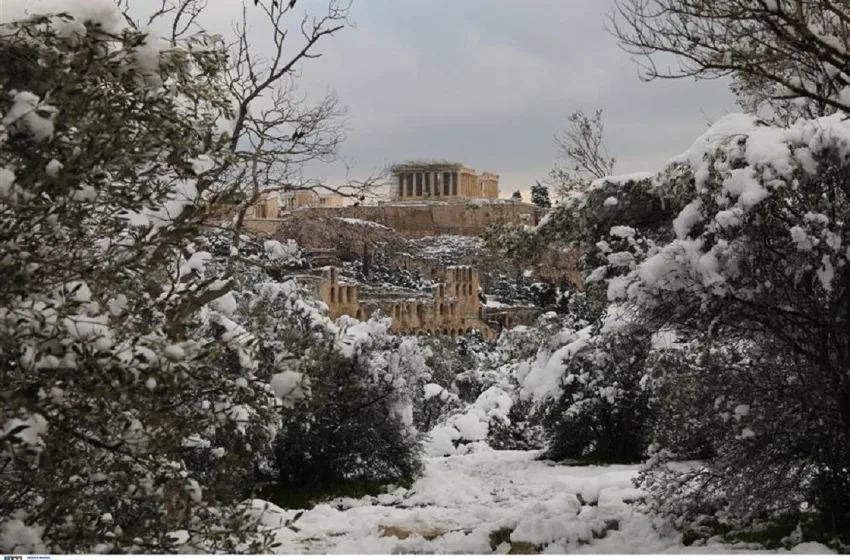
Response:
[[270, 316, 426, 500], [0, 7, 291, 553], [422, 319, 578, 456], [540, 321, 655, 464], [608, 114, 850, 541]]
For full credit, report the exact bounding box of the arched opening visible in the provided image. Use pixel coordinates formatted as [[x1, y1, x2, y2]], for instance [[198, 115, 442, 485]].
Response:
[[355, 309, 364, 321]]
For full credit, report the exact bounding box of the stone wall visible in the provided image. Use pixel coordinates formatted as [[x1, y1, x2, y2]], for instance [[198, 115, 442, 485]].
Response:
[[242, 218, 281, 236], [292, 201, 543, 239], [315, 265, 495, 339]]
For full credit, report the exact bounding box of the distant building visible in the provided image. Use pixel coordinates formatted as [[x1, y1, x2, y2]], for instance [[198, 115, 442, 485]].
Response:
[[391, 161, 500, 201], [245, 190, 344, 219], [279, 191, 344, 211]]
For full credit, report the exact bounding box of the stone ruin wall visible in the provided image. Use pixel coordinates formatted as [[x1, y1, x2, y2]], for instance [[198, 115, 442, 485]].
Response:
[[315, 266, 495, 339], [290, 202, 543, 239]]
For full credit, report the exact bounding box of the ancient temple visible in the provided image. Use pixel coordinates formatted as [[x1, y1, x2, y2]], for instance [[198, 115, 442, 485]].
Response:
[[391, 161, 499, 201]]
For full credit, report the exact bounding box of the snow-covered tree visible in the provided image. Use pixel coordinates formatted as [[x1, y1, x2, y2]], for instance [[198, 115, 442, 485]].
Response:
[[0, 0, 351, 553], [511, 190, 523, 202], [600, 114, 850, 540]]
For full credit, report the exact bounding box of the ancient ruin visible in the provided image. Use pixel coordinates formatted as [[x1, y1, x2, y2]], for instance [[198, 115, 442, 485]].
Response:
[[245, 190, 343, 219], [312, 265, 495, 339], [284, 201, 543, 239], [391, 161, 499, 201]]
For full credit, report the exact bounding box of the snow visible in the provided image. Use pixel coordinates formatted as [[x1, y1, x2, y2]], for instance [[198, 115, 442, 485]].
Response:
[[669, 114, 759, 178], [818, 254, 835, 292], [589, 172, 654, 190], [453, 412, 489, 442], [335, 217, 390, 229], [423, 383, 444, 400], [3, 413, 48, 448], [238, 450, 824, 554], [715, 208, 743, 229], [673, 199, 703, 239], [0, 518, 46, 554], [804, 212, 829, 225], [264, 239, 300, 261], [426, 387, 513, 455], [585, 265, 607, 284], [3, 91, 56, 141], [163, 344, 185, 361], [609, 225, 636, 239], [0, 167, 14, 198], [722, 167, 770, 209], [791, 542, 836, 554], [45, 159, 62, 176], [520, 325, 593, 403], [270, 370, 306, 403], [62, 314, 113, 351], [209, 292, 238, 317], [1, 0, 126, 35], [606, 251, 635, 268]]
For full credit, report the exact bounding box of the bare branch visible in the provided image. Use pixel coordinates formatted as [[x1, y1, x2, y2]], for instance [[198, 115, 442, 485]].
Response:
[[549, 108, 617, 199], [609, 0, 850, 122]]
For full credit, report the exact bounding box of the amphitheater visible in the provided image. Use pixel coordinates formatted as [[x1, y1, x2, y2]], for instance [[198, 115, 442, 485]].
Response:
[[311, 266, 496, 340]]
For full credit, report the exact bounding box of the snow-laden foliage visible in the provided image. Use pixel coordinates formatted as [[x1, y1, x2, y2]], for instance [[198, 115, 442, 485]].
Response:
[[488, 111, 850, 545], [591, 114, 850, 541], [190, 230, 432, 505], [270, 316, 427, 498], [541, 320, 655, 464], [421, 316, 584, 457], [0, 7, 288, 554]]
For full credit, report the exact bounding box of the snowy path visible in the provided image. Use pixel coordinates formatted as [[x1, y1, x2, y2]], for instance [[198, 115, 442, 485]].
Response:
[[243, 450, 830, 554]]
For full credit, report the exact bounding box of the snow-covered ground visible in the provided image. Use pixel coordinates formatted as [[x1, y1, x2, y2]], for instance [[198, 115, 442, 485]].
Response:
[[242, 451, 832, 554]]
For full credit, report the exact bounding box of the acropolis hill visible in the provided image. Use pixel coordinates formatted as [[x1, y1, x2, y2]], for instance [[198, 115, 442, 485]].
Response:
[[232, 161, 557, 339], [243, 161, 545, 238]]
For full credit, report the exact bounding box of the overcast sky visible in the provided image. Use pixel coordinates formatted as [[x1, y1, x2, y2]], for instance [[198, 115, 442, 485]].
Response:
[[290, 0, 739, 196], [128, 0, 740, 197]]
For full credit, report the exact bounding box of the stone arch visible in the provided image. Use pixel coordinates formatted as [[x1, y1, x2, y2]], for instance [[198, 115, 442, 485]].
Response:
[[329, 286, 335, 301], [355, 308, 365, 321]]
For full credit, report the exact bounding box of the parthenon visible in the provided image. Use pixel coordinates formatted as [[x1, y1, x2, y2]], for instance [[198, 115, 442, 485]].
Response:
[[391, 161, 499, 201]]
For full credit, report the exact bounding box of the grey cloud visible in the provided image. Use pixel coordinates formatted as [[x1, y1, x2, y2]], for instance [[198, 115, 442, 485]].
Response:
[[133, 0, 740, 193], [293, 0, 738, 191]]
